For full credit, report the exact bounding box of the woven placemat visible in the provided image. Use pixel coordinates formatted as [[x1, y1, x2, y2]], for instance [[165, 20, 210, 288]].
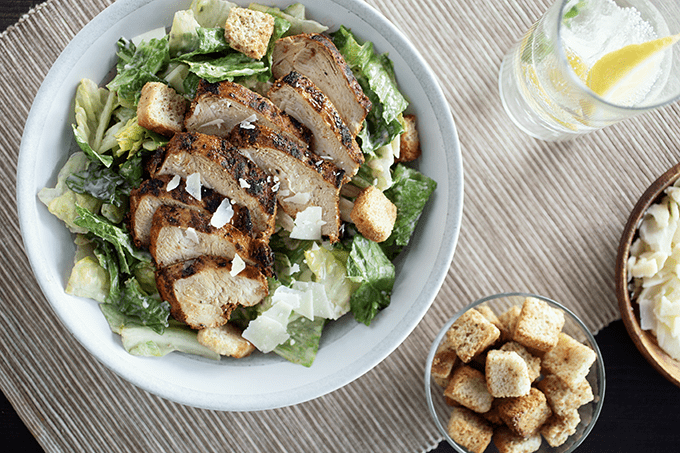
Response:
[[2, 0, 678, 451]]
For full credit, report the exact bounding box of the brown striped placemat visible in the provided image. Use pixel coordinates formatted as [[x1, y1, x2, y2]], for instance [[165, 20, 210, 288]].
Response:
[[1, 0, 678, 451]]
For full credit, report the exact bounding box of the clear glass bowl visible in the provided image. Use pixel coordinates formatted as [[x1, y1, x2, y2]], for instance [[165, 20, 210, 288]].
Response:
[[424, 292, 605, 453]]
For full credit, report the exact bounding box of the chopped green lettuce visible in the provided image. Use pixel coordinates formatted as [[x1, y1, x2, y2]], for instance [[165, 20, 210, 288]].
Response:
[[168, 9, 202, 56], [304, 244, 358, 318], [72, 79, 119, 167], [179, 53, 268, 82], [331, 26, 408, 155], [65, 255, 110, 303], [73, 206, 150, 275], [273, 315, 326, 367], [249, 3, 328, 36], [120, 322, 220, 359], [107, 37, 170, 107], [383, 164, 437, 253], [346, 235, 396, 326], [37, 152, 103, 234], [190, 0, 237, 28]]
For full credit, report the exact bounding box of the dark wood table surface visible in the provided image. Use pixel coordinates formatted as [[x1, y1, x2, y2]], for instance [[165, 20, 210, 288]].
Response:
[[3, 2, 680, 452]]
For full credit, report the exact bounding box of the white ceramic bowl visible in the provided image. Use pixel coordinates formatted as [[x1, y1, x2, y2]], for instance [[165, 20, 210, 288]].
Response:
[[17, 0, 463, 411], [424, 293, 605, 452]]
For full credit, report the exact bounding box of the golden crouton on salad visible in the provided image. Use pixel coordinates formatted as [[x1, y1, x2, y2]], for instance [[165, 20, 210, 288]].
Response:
[[223, 7, 274, 60], [350, 185, 397, 243], [397, 113, 422, 162], [197, 324, 256, 358], [137, 81, 188, 136]]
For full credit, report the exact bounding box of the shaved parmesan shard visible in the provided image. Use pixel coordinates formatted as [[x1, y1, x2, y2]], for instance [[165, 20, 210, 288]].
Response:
[[210, 198, 234, 228], [230, 253, 246, 277], [185, 172, 202, 201], [242, 315, 289, 353], [290, 206, 326, 241], [239, 178, 251, 189], [239, 114, 258, 129], [184, 227, 199, 244], [284, 192, 311, 204], [200, 118, 225, 130], [241, 286, 302, 353], [166, 174, 181, 191]]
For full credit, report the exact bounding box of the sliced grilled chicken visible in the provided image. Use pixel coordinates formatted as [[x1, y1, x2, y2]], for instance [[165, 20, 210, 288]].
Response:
[[184, 79, 312, 146], [229, 122, 344, 242], [128, 175, 253, 248], [151, 131, 277, 237], [149, 204, 274, 276], [156, 255, 268, 330], [269, 71, 364, 179], [272, 33, 372, 136]]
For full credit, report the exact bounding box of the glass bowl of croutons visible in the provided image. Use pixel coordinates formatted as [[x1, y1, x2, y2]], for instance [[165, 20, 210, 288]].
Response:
[[424, 292, 605, 453]]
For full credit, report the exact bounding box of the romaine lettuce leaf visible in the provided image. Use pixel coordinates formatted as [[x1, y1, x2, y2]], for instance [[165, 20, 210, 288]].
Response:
[[118, 320, 219, 359], [107, 37, 170, 107], [168, 9, 202, 57], [346, 234, 396, 326], [273, 315, 326, 367], [304, 244, 358, 318], [178, 52, 268, 82], [383, 164, 437, 252], [249, 3, 327, 36], [65, 255, 110, 303], [37, 152, 103, 234], [173, 27, 231, 59], [72, 79, 119, 167], [73, 206, 150, 275], [331, 26, 408, 155], [190, 0, 237, 28]]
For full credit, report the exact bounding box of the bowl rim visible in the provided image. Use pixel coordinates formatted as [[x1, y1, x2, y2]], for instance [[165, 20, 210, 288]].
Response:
[[615, 162, 680, 388], [423, 292, 606, 452], [15, 0, 464, 410]]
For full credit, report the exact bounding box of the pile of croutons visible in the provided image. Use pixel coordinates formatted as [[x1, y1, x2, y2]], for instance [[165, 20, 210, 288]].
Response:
[[431, 296, 597, 453]]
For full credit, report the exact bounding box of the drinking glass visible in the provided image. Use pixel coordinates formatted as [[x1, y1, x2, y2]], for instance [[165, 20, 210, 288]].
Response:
[[499, 0, 680, 141]]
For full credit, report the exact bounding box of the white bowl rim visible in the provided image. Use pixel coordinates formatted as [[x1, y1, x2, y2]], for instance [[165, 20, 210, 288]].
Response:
[[16, 0, 464, 411], [423, 292, 606, 452]]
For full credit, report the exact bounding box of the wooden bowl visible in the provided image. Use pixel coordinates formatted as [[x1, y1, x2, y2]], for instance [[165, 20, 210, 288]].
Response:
[[616, 162, 680, 388]]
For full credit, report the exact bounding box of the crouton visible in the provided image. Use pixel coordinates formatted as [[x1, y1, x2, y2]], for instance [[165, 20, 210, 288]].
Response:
[[444, 365, 494, 413], [447, 308, 501, 363], [137, 82, 188, 136], [431, 337, 459, 387], [477, 305, 505, 336], [500, 341, 541, 382], [485, 350, 531, 398], [224, 7, 275, 60], [397, 113, 421, 162], [350, 185, 397, 242], [446, 406, 494, 453], [540, 409, 580, 447], [541, 333, 597, 387], [497, 387, 552, 438], [537, 374, 594, 416], [481, 400, 504, 426], [513, 297, 565, 352], [497, 305, 521, 341], [197, 323, 255, 358], [493, 425, 542, 453]]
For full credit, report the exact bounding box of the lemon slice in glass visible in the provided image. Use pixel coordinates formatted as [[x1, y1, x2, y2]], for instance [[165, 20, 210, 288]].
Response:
[[586, 33, 680, 105]]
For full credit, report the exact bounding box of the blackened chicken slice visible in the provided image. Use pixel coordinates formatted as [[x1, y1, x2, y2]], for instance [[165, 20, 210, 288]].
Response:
[[272, 33, 372, 137], [128, 175, 253, 248], [156, 255, 268, 330], [184, 79, 312, 147], [149, 204, 274, 276], [229, 122, 345, 242], [268, 71, 364, 179], [151, 131, 277, 238]]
